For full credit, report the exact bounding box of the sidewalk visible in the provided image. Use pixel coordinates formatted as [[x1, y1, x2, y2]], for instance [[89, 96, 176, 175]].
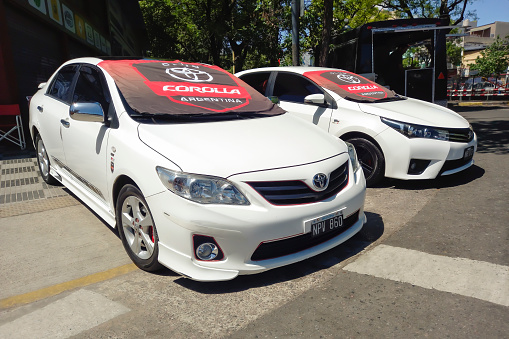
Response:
[[448, 100, 509, 107], [0, 142, 77, 218]]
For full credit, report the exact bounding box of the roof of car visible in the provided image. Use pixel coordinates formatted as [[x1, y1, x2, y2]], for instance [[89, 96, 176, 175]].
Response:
[[237, 66, 398, 103], [236, 66, 345, 76]]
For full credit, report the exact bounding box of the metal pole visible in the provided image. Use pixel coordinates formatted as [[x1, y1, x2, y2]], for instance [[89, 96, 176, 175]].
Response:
[[292, 0, 300, 66], [432, 30, 436, 103]]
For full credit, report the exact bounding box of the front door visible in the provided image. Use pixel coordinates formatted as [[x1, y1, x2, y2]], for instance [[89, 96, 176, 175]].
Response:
[[272, 72, 333, 132], [60, 65, 111, 204]]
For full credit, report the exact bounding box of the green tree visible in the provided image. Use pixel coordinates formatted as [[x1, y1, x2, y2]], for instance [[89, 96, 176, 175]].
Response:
[[446, 40, 463, 67], [470, 36, 509, 78], [301, 0, 390, 66], [139, 0, 287, 72]]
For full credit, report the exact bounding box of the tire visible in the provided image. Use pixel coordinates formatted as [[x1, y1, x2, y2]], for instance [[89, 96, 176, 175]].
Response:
[[346, 137, 385, 187], [116, 184, 162, 272], [35, 134, 60, 185]]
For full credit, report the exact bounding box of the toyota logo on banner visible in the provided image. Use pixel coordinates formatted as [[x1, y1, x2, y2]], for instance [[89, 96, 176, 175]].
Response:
[[313, 173, 329, 190], [336, 73, 361, 84], [166, 67, 213, 82]]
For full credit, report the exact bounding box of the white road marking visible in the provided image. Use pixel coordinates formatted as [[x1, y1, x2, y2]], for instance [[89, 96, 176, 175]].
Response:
[[343, 244, 509, 306], [0, 289, 130, 339]]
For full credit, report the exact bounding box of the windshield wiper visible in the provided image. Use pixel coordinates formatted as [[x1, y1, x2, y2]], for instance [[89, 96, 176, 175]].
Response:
[[373, 96, 407, 103], [130, 111, 278, 124]]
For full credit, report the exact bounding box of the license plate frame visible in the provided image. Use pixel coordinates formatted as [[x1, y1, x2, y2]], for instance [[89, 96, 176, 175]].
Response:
[[306, 210, 344, 238]]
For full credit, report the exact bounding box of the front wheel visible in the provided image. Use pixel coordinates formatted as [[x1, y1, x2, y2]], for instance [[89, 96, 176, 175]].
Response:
[[116, 184, 162, 272], [346, 137, 385, 187]]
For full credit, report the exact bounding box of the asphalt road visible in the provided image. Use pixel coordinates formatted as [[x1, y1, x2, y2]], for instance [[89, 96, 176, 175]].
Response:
[[0, 105, 507, 338]]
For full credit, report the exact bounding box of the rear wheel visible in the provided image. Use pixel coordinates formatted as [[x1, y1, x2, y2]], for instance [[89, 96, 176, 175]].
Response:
[[35, 134, 60, 185], [116, 184, 162, 272], [346, 137, 385, 187]]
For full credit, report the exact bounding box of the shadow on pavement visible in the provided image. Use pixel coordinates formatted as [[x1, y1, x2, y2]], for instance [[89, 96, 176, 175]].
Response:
[[377, 164, 485, 191], [173, 211, 384, 293], [0, 143, 35, 160], [470, 120, 509, 155], [450, 104, 507, 113]]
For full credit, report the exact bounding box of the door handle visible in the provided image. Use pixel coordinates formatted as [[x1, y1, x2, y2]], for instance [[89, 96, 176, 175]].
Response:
[[60, 119, 70, 128], [37, 106, 43, 112]]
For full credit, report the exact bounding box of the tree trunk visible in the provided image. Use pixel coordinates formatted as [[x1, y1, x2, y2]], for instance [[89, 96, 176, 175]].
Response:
[[319, 0, 333, 67]]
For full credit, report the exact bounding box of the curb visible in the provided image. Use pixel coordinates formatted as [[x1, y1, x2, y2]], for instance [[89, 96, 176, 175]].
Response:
[[448, 101, 509, 107]]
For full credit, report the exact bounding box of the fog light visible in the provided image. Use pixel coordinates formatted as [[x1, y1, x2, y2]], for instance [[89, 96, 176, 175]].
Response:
[[196, 243, 218, 260], [408, 159, 431, 175], [193, 235, 224, 261]]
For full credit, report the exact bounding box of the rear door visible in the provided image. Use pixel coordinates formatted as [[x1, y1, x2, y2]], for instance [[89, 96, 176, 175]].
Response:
[[38, 64, 79, 166]]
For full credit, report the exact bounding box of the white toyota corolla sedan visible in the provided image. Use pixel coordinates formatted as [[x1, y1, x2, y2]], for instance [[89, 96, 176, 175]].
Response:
[[28, 58, 366, 281], [236, 67, 477, 186]]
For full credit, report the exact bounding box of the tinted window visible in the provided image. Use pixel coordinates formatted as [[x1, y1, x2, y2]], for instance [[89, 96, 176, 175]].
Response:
[[47, 65, 78, 103], [239, 72, 271, 96], [273, 73, 322, 103], [73, 66, 109, 113]]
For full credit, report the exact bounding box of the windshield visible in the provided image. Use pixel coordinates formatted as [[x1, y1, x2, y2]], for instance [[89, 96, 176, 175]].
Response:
[[303, 70, 404, 103], [99, 60, 284, 118]]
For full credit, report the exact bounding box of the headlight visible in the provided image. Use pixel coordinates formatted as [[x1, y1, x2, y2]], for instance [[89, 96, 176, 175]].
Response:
[[156, 167, 249, 205], [381, 117, 449, 141], [345, 141, 361, 173]]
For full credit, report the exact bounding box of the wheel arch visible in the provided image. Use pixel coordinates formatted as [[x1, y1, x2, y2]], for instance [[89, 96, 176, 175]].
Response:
[[340, 131, 385, 157], [32, 126, 40, 148], [112, 175, 140, 220]]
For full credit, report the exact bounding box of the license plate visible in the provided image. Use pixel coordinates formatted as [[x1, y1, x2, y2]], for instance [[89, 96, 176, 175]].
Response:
[[307, 211, 344, 238], [463, 146, 474, 160]]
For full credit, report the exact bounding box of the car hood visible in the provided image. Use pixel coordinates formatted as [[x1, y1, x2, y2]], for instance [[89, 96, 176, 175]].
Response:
[[357, 97, 470, 128], [137, 114, 345, 178]]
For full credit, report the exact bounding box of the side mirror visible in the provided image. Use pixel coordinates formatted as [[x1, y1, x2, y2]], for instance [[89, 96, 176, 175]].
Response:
[[304, 93, 327, 107], [70, 102, 105, 123], [269, 96, 280, 105], [38, 82, 47, 89]]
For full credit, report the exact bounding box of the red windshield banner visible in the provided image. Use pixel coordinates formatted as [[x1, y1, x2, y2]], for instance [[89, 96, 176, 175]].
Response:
[[99, 60, 281, 115], [303, 70, 395, 101]]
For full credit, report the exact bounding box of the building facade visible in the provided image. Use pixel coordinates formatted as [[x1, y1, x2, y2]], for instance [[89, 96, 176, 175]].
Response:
[[0, 0, 147, 142], [462, 21, 509, 70]]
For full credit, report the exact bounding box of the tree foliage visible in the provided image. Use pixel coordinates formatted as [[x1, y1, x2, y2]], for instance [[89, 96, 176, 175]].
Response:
[[139, 0, 480, 71], [139, 0, 287, 72], [446, 40, 463, 67], [301, 0, 391, 66], [379, 0, 477, 24], [470, 36, 509, 78]]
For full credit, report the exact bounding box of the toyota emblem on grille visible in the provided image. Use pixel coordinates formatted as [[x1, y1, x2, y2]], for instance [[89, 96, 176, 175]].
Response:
[[313, 173, 329, 190], [468, 130, 474, 140]]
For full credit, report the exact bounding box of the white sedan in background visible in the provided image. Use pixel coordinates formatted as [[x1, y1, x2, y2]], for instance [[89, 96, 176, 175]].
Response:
[[236, 67, 477, 186], [29, 58, 366, 281]]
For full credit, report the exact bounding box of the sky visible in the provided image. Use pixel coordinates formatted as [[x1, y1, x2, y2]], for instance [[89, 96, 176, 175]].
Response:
[[466, 0, 509, 26]]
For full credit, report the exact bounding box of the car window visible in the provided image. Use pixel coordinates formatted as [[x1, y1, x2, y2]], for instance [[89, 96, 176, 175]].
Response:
[[73, 66, 109, 113], [273, 73, 322, 103], [47, 65, 79, 103], [239, 72, 271, 96]]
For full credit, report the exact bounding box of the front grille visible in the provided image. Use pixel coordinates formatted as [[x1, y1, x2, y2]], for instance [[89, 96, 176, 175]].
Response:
[[251, 210, 360, 261], [246, 162, 349, 205], [448, 127, 474, 143]]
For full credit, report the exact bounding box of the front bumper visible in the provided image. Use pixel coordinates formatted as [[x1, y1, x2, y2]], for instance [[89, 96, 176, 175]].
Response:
[[146, 154, 366, 281], [375, 128, 477, 180]]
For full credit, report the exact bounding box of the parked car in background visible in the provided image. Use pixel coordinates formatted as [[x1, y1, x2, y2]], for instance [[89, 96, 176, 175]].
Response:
[[28, 58, 367, 281], [236, 67, 477, 186]]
